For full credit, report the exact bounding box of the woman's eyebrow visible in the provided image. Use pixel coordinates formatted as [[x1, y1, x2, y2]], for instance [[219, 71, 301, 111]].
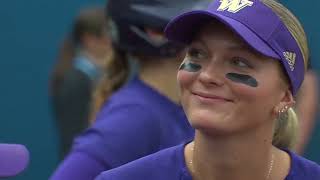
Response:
[[191, 37, 209, 51], [195, 36, 250, 51], [227, 44, 264, 58], [227, 43, 251, 51]]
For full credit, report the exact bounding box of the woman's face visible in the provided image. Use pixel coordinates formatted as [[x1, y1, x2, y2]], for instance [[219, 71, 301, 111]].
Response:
[[177, 22, 292, 135]]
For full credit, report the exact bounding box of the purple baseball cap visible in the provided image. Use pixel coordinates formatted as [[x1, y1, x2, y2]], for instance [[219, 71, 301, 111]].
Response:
[[0, 144, 29, 178], [165, 0, 304, 95]]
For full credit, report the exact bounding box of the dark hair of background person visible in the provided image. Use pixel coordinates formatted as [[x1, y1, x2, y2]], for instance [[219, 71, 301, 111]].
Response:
[[49, 6, 111, 158]]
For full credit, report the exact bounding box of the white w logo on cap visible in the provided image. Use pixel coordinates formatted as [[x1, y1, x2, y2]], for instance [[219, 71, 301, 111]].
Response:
[[283, 51, 296, 71], [217, 0, 253, 13]]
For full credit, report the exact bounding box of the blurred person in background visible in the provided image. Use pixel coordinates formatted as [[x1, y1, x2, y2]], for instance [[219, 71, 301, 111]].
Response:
[[49, 6, 112, 158], [295, 63, 319, 154], [50, 0, 210, 179]]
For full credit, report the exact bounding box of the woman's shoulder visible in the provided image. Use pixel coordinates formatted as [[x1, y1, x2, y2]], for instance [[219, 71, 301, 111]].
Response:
[[286, 150, 320, 179], [99, 77, 181, 118], [95, 144, 186, 180], [97, 78, 156, 116], [102, 78, 156, 107]]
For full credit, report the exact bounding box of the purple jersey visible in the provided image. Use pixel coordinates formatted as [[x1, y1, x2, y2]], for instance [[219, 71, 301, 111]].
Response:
[[96, 143, 320, 180], [50, 77, 194, 180]]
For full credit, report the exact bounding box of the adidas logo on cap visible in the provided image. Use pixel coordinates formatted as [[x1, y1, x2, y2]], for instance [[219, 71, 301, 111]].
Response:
[[283, 51, 296, 71]]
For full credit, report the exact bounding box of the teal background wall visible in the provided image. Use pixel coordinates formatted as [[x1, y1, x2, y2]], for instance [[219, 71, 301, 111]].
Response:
[[0, 1, 319, 180], [0, 1, 105, 179]]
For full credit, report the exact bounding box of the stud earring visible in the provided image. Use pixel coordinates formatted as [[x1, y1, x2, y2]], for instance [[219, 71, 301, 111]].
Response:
[[280, 105, 289, 113], [278, 106, 288, 121]]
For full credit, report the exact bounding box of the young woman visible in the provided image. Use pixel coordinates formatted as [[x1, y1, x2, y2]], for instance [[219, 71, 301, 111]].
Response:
[[50, 0, 210, 179], [50, 7, 112, 158], [96, 0, 320, 179]]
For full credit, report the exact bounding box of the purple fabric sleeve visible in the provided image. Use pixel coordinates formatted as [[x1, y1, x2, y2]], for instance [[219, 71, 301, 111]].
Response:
[[50, 78, 193, 180], [50, 103, 162, 180], [75, 104, 162, 168], [50, 152, 107, 180]]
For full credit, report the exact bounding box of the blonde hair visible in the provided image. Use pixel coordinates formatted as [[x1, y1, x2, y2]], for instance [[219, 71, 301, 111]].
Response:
[[261, 0, 309, 150], [272, 108, 299, 150], [89, 48, 129, 123]]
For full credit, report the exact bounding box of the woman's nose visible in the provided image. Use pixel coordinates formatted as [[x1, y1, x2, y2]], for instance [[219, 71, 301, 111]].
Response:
[[198, 62, 224, 87]]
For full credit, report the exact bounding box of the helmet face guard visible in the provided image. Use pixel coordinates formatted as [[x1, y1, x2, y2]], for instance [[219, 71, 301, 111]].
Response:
[[106, 0, 211, 57]]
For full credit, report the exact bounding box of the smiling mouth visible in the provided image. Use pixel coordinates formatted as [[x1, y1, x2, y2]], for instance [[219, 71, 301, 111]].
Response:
[[192, 92, 233, 103]]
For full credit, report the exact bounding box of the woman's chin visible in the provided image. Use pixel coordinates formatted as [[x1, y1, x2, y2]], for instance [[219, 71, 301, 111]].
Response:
[[189, 114, 236, 135]]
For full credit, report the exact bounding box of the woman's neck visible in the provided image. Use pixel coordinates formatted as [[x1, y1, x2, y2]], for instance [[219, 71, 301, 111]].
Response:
[[185, 128, 290, 180], [139, 57, 182, 104]]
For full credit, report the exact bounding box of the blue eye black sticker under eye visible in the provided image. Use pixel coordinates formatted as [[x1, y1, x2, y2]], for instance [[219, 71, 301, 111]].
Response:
[[226, 73, 258, 87], [179, 62, 201, 72]]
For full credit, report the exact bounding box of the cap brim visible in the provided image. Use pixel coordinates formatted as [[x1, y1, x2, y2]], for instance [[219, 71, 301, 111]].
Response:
[[165, 10, 279, 60], [0, 144, 29, 177]]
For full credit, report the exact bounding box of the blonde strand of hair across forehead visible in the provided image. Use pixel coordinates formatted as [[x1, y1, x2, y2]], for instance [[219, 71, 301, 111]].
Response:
[[261, 0, 309, 70]]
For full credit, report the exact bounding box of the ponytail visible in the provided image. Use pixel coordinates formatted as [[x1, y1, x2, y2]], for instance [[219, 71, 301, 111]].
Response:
[[272, 107, 299, 150]]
